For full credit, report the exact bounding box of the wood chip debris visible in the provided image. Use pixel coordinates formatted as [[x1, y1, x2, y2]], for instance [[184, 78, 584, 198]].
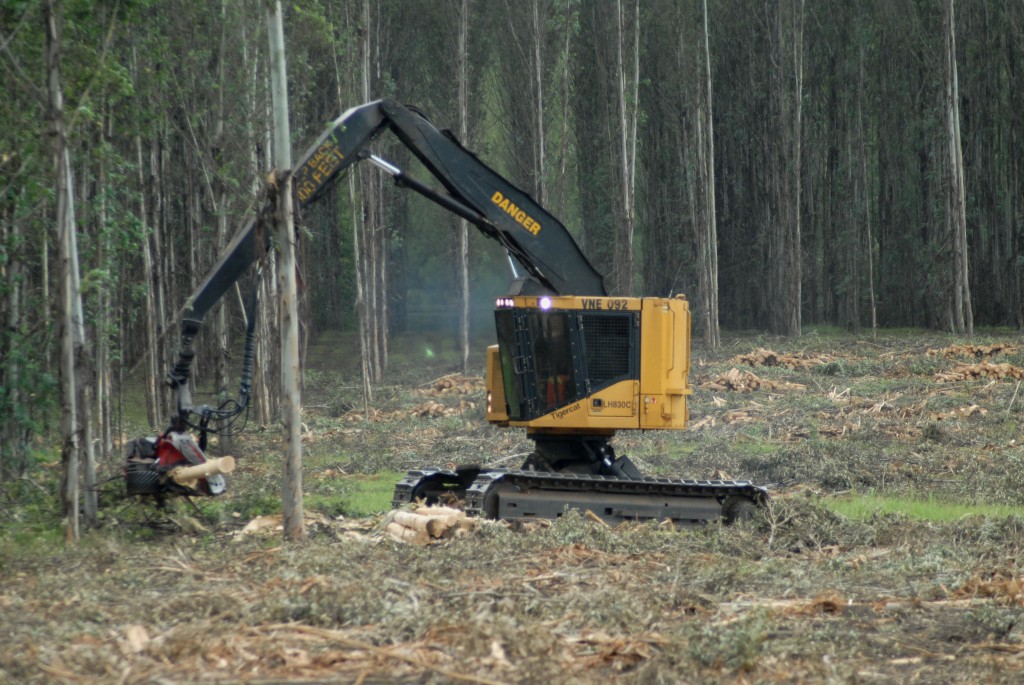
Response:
[[934, 362, 1024, 382], [951, 571, 1023, 604], [730, 347, 837, 369], [700, 367, 806, 392], [385, 505, 474, 545], [927, 404, 987, 421]]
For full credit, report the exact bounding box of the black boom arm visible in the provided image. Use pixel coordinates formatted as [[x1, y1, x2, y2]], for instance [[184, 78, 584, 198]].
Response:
[[169, 99, 606, 420]]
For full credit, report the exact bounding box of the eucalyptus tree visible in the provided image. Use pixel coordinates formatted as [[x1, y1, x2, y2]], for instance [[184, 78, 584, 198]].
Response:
[[45, 0, 89, 541], [943, 0, 971, 335]]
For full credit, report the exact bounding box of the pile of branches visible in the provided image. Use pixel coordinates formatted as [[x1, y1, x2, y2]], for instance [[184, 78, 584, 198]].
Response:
[[699, 368, 806, 392], [730, 347, 836, 370], [934, 362, 1024, 383]]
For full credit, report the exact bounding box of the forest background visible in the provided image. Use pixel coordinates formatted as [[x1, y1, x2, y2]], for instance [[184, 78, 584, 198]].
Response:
[[2, 0, 1023, 487]]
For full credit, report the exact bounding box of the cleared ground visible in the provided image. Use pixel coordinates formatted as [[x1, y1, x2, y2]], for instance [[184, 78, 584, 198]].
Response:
[[2, 328, 1023, 683]]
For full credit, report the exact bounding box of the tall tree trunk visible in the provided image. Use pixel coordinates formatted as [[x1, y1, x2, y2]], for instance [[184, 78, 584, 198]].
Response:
[[457, 0, 471, 374], [135, 136, 160, 428], [2, 195, 24, 477], [555, 0, 575, 221], [354, 0, 381, 397], [859, 49, 877, 337], [532, 0, 547, 205], [47, 0, 85, 543], [150, 136, 171, 422], [266, 0, 304, 541], [701, 0, 720, 347], [944, 0, 972, 335], [790, 0, 804, 336], [769, 0, 805, 336], [214, 0, 233, 452], [350, 173, 372, 414], [613, 0, 639, 295]]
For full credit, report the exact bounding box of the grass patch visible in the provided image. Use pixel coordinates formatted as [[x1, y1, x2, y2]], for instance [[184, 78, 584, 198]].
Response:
[[307, 471, 405, 518], [825, 493, 1024, 522]]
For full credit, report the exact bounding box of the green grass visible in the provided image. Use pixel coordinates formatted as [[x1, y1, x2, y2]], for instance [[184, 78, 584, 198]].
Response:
[[306, 470, 405, 518], [825, 493, 1024, 522]]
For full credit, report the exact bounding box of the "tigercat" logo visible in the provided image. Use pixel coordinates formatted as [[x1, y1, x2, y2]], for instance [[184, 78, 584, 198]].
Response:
[[553, 402, 581, 420], [491, 191, 541, 236]]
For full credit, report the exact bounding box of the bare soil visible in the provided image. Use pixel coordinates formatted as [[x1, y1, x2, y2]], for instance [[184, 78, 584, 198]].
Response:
[[2, 330, 1024, 684]]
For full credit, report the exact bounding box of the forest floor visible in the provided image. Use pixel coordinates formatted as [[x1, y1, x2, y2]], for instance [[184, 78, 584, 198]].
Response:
[[3, 328, 1024, 684]]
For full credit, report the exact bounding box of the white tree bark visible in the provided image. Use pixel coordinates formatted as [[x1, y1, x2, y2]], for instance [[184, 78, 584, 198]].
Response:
[[47, 0, 84, 543], [266, 0, 304, 541], [945, 0, 973, 335]]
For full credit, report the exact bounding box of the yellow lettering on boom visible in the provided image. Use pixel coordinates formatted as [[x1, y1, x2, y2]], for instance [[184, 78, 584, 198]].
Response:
[[490, 191, 542, 236]]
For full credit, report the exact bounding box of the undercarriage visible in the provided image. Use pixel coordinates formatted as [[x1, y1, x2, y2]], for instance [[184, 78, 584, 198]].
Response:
[[392, 435, 766, 526]]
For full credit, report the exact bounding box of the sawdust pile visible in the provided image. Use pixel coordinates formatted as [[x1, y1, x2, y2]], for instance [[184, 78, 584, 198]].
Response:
[[934, 362, 1024, 382], [730, 347, 837, 369], [700, 368, 806, 392]]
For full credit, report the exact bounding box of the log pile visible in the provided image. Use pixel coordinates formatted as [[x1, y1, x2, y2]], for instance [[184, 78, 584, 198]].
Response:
[[927, 343, 1016, 359], [700, 368, 806, 392], [409, 399, 476, 418], [385, 505, 472, 545], [730, 347, 836, 369], [934, 362, 1024, 383], [418, 374, 486, 396]]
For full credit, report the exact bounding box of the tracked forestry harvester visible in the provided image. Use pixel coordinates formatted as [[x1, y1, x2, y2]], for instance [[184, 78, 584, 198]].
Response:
[[132, 99, 766, 524]]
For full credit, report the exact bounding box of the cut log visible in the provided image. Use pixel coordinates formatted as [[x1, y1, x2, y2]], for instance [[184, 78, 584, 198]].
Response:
[[386, 521, 429, 545], [170, 456, 236, 488]]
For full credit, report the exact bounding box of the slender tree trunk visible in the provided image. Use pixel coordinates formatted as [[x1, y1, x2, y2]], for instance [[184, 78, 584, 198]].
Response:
[[555, 0, 575, 221], [214, 0, 233, 452], [770, 0, 805, 336], [150, 137, 170, 422], [532, 0, 546, 205], [266, 0, 304, 541], [3, 198, 23, 477], [350, 174, 372, 415], [457, 0, 471, 374], [47, 0, 83, 543], [944, 0, 972, 335], [354, 0, 376, 399], [135, 137, 160, 428], [702, 0, 720, 347], [859, 49, 877, 337], [789, 0, 805, 336], [613, 0, 639, 295]]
